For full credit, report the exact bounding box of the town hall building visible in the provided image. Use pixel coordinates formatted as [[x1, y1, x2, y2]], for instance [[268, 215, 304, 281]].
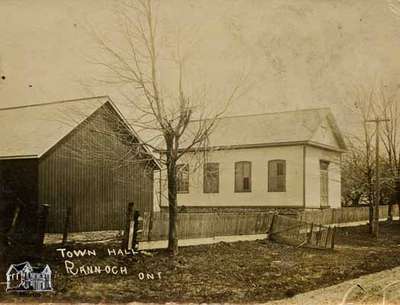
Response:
[[159, 108, 347, 211]]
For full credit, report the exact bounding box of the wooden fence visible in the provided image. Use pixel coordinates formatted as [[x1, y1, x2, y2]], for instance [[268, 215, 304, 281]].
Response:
[[141, 211, 274, 241], [139, 205, 398, 242], [298, 205, 399, 225], [268, 214, 335, 249]]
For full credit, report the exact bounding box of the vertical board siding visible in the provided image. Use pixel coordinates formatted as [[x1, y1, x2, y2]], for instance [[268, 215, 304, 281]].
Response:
[[39, 104, 155, 233]]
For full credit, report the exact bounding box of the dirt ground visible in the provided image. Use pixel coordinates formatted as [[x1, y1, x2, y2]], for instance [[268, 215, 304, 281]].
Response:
[[263, 265, 400, 305], [1, 222, 400, 303]]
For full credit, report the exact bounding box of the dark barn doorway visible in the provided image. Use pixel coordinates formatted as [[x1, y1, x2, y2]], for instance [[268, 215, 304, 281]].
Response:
[[0, 159, 39, 255]]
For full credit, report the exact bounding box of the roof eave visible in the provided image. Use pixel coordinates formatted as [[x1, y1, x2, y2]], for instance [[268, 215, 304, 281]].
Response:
[[157, 140, 347, 154], [105, 99, 162, 170], [0, 154, 39, 160], [38, 96, 110, 159], [31, 97, 160, 170], [307, 141, 347, 153], [325, 112, 348, 151]]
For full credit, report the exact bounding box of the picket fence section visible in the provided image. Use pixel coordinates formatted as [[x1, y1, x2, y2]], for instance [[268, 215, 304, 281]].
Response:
[[299, 205, 399, 225], [268, 214, 335, 249], [140, 205, 399, 242]]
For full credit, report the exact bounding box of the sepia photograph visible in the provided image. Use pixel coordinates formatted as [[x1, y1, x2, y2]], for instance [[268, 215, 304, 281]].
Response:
[[1, 0, 400, 304]]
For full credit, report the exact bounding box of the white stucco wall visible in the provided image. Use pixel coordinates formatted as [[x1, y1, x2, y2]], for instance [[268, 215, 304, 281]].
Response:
[[160, 145, 305, 208], [159, 144, 343, 209], [304, 146, 342, 209]]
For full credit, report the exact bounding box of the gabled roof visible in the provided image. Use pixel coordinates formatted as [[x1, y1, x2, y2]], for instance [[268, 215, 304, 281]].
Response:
[[7, 262, 32, 274], [184, 108, 346, 152], [0, 96, 106, 159], [32, 264, 51, 274], [0, 96, 160, 167]]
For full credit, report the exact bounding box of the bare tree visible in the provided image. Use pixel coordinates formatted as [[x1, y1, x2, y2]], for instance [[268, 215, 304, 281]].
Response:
[[346, 85, 377, 231], [374, 85, 400, 221], [89, 0, 246, 255], [341, 143, 372, 207], [345, 83, 400, 229]]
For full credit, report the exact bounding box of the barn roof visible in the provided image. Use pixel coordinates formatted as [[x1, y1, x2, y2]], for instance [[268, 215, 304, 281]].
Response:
[[183, 108, 347, 152], [0, 96, 160, 167]]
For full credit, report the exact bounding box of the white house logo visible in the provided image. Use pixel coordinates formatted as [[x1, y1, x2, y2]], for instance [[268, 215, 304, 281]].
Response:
[[6, 262, 53, 292]]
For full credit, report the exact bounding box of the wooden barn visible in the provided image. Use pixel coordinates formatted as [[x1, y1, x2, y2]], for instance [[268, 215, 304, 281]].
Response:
[[0, 96, 159, 235]]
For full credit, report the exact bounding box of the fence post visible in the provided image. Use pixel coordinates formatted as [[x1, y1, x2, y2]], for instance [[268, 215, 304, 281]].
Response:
[[331, 226, 336, 249], [36, 204, 49, 248], [123, 202, 134, 249], [8, 205, 21, 237], [62, 206, 71, 246], [307, 222, 314, 244], [268, 214, 277, 240], [316, 225, 321, 246], [132, 210, 142, 251], [325, 227, 331, 248], [147, 209, 154, 241]]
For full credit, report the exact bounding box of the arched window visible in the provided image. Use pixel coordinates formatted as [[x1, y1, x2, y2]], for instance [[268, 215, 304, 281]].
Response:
[[235, 161, 252, 192], [268, 160, 286, 192]]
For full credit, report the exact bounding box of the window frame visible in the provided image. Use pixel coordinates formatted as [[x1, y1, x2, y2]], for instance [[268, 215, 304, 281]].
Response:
[[234, 161, 252, 193], [268, 159, 286, 192], [320, 160, 329, 207], [176, 163, 189, 194], [203, 162, 220, 193]]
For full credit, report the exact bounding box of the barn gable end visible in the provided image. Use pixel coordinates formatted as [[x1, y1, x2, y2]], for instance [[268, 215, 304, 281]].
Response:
[[39, 102, 155, 233], [0, 96, 158, 237]]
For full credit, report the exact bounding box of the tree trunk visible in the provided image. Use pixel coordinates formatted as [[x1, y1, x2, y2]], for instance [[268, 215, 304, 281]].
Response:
[[368, 203, 373, 233], [388, 203, 393, 222], [351, 193, 361, 206], [167, 157, 178, 255], [396, 179, 400, 223], [397, 202, 400, 222], [367, 184, 374, 233]]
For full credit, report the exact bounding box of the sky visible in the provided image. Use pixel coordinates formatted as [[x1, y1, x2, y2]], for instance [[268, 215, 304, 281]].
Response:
[[1, 0, 400, 136]]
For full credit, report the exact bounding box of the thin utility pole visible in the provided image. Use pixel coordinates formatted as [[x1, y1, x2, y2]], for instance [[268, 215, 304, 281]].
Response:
[[365, 117, 390, 239]]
